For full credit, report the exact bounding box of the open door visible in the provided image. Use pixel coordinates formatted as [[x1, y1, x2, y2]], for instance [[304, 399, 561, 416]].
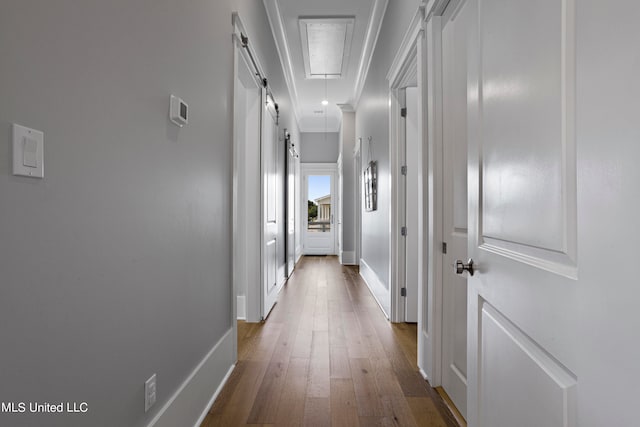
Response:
[[463, 0, 640, 425], [262, 90, 279, 319]]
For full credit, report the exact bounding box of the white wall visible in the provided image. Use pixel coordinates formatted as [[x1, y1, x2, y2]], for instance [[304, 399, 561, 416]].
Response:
[[0, 1, 296, 426], [300, 132, 339, 163], [355, 0, 422, 304]]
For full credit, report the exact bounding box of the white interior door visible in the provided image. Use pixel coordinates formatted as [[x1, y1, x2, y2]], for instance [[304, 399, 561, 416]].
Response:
[[404, 87, 419, 323], [463, 0, 640, 425], [286, 135, 296, 277], [262, 91, 279, 319], [303, 166, 336, 255], [440, 1, 470, 418]]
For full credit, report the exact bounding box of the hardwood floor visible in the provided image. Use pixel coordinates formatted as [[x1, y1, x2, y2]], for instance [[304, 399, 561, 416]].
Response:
[[201, 256, 460, 427]]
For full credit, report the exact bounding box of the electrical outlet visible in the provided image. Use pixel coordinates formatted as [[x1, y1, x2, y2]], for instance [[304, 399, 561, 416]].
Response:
[[145, 374, 156, 412]]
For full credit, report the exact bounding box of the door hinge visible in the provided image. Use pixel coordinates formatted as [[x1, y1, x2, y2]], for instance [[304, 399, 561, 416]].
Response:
[[401, 287, 407, 297], [401, 165, 407, 175], [400, 107, 407, 117], [401, 226, 407, 236], [442, 242, 447, 254]]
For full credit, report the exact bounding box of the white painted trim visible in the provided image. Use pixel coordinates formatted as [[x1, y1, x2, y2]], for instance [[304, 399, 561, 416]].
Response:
[[147, 329, 235, 427], [424, 14, 445, 387], [277, 265, 287, 294], [236, 295, 246, 320], [354, 141, 362, 266], [387, 6, 426, 324], [341, 251, 356, 265], [387, 6, 426, 84], [232, 16, 264, 324], [352, 0, 389, 109], [359, 258, 390, 318], [192, 364, 234, 427], [425, 0, 452, 20], [262, 0, 302, 127], [389, 87, 405, 324], [301, 163, 339, 256], [295, 245, 303, 263], [416, 21, 430, 382]]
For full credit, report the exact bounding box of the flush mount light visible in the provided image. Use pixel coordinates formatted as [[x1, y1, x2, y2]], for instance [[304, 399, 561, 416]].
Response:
[[321, 100, 329, 106], [299, 16, 355, 79]]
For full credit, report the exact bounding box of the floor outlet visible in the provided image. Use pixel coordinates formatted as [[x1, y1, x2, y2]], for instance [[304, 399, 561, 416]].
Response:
[[145, 374, 156, 412]]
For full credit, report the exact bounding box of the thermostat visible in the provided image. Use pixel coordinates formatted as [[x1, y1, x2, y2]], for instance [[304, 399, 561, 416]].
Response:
[[169, 95, 188, 127]]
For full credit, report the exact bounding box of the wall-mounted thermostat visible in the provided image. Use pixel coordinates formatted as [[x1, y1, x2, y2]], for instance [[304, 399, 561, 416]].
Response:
[[169, 95, 188, 127], [13, 123, 44, 178]]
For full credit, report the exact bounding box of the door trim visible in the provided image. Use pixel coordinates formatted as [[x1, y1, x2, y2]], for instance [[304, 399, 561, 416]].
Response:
[[421, 0, 470, 392], [301, 162, 338, 255], [387, 7, 427, 324]]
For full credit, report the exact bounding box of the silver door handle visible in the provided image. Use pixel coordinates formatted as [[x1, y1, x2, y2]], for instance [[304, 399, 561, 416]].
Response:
[[455, 259, 475, 276]]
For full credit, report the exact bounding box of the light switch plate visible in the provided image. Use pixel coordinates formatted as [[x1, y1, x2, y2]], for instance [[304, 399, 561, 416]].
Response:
[[13, 124, 44, 178], [144, 374, 157, 412]]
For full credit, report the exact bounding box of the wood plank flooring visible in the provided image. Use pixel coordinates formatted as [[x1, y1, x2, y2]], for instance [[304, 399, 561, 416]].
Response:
[[201, 256, 460, 427]]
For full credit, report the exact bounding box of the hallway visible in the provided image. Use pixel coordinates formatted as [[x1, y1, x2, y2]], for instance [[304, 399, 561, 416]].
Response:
[[201, 257, 458, 426]]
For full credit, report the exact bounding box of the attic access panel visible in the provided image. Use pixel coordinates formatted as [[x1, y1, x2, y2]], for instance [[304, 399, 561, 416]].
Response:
[[299, 17, 355, 79]]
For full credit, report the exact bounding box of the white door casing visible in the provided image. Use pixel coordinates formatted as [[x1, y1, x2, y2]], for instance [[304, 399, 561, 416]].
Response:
[[440, 0, 470, 418], [388, 6, 426, 324], [354, 139, 362, 266], [404, 87, 420, 323], [337, 155, 343, 262], [302, 163, 337, 255], [286, 132, 297, 277], [233, 14, 268, 324]]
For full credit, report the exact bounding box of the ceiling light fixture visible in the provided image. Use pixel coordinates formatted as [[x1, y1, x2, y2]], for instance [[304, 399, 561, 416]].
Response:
[[321, 100, 329, 106]]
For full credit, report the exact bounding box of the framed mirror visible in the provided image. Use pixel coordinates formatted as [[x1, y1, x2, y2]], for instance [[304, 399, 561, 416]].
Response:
[[364, 161, 377, 212]]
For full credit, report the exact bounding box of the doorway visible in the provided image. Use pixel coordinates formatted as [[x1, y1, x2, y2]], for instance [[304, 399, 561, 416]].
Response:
[[302, 164, 337, 255], [402, 86, 420, 323], [232, 14, 284, 323]]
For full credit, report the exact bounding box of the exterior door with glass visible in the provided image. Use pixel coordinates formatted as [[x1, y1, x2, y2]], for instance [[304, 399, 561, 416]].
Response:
[[302, 164, 336, 255]]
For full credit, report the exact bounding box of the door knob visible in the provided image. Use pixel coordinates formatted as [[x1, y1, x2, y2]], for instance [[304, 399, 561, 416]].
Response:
[[455, 259, 475, 276]]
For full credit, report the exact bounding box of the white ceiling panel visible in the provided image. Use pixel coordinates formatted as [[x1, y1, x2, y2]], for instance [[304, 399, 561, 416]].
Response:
[[299, 18, 354, 78]]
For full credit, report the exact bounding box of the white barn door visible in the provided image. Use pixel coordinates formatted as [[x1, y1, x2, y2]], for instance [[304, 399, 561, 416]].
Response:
[[465, 0, 640, 426], [262, 90, 279, 319]]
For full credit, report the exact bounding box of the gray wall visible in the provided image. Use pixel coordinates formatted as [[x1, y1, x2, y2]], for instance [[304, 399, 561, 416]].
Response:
[[300, 132, 339, 163], [355, 0, 421, 288], [340, 112, 356, 256], [0, 1, 296, 426]]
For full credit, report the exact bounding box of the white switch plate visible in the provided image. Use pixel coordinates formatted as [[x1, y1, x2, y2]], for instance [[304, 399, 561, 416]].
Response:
[[13, 124, 44, 178], [144, 374, 157, 412]]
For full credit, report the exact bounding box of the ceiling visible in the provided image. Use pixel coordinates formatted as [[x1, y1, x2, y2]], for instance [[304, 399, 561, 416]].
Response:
[[264, 0, 388, 133]]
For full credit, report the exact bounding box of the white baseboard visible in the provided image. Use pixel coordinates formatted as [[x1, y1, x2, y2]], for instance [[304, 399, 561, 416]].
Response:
[[277, 264, 287, 290], [359, 258, 390, 318], [237, 295, 246, 320], [341, 251, 356, 265], [295, 245, 303, 263], [148, 328, 235, 427]]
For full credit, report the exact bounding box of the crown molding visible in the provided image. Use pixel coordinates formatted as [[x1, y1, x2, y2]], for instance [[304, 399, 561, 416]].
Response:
[[263, 0, 303, 127], [351, 0, 389, 110], [387, 5, 426, 87]]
